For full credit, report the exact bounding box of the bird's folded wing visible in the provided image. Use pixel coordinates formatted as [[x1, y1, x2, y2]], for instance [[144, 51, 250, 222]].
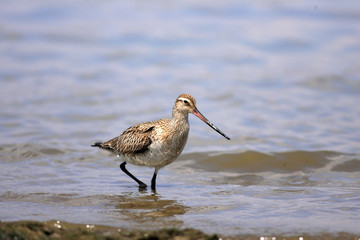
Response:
[[102, 125, 154, 154]]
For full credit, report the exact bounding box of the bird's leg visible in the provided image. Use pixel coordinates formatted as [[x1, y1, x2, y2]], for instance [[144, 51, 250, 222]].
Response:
[[120, 162, 147, 188], [151, 167, 160, 190]]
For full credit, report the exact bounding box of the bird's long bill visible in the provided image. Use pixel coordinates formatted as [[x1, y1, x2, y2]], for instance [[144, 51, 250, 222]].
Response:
[[193, 107, 230, 140]]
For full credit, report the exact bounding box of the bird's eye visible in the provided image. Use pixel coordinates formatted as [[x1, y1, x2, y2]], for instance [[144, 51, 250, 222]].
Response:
[[183, 100, 189, 105]]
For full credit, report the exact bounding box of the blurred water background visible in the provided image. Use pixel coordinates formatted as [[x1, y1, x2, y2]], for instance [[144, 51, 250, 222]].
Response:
[[0, 0, 359, 237]]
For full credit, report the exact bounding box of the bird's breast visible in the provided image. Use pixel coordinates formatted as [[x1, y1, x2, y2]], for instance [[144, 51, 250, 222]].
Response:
[[145, 124, 189, 164]]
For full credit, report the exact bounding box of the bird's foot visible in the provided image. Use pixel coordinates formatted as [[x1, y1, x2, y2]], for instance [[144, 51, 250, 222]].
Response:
[[138, 182, 147, 189]]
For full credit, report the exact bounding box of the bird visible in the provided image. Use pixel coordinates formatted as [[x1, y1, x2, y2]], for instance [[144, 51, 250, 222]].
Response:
[[91, 93, 230, 189]]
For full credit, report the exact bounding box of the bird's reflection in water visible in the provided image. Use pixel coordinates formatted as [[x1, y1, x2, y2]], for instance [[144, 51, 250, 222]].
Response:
[[105, 188, 189, 228]]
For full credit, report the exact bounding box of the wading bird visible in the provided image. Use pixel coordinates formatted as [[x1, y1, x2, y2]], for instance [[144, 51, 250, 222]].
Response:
[[92, 93, 230, 189]]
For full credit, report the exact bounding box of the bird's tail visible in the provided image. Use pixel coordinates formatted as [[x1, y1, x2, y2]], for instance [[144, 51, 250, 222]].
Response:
[[91, 142, 115, 153], [91, 142, 103, 148]]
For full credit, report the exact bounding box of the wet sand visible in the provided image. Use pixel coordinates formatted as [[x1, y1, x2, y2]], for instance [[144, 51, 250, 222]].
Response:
[[1, 220, 358, 240]]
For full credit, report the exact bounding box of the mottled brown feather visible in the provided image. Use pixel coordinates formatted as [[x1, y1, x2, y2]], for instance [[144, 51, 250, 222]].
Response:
[[99, 121, 156, 155]]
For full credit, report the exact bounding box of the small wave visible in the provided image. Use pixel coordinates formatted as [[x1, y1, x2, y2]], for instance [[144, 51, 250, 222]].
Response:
[[331, 159, 360, 172], [182, 150, 358, 174], [0, 143, 65, 162]]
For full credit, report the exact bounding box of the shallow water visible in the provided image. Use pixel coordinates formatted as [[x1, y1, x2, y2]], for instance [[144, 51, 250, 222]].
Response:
[[0, 0, 360, 237]]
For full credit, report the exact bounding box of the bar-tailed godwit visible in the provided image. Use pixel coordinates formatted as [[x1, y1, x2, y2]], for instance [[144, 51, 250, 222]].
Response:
[[92, 93, 230, 189]]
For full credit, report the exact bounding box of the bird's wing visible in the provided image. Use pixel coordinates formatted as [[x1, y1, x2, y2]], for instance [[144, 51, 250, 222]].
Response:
[[100, 123, 155, 155]]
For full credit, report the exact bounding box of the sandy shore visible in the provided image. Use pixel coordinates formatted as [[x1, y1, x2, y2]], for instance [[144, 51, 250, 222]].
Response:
[[0, 220, 358, 240]]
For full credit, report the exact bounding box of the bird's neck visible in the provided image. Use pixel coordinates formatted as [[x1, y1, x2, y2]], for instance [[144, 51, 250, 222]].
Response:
[[170, 108, 189, 128]]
